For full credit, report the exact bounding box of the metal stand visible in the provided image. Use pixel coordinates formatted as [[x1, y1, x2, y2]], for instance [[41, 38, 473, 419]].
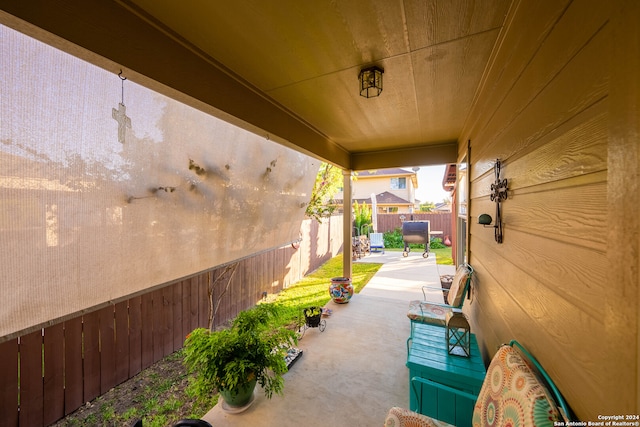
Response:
[[298, 309, 326, 338]]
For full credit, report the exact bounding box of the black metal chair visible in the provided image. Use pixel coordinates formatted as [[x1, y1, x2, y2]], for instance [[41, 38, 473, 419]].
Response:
[[130, 420, 212, 427], [173, 420, 212, 427]]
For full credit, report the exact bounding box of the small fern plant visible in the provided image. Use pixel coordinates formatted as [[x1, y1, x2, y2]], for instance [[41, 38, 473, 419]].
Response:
[[184, 304, 297, 400]]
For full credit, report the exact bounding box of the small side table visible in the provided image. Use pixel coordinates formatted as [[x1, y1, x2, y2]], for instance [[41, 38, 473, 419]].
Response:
[[407, 322, 486, 425]]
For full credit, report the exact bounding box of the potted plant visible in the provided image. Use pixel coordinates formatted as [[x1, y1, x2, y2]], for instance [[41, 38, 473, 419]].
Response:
[[183, 304, 297, 412], [303, 306, 322, 327]]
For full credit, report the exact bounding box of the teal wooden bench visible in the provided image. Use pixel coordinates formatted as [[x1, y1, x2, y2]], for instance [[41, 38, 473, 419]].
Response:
[[406, 322, 486, 426], [389, 339, 573, 427], [407, 264, 473, 353]]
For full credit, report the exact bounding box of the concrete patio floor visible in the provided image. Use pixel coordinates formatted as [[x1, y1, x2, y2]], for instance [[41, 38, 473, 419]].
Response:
[[202, 250, 455, 427]]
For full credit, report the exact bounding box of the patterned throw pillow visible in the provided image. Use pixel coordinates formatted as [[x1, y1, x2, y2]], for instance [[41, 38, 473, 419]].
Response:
[[407, 300, 449, 326], [446, 265, 471, 307], [472, 346, 561, 427]]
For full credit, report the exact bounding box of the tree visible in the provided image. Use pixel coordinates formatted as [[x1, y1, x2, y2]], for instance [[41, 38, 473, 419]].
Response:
[[353, 201, 372, 235], [306, 163, 342, 222], [419, 201, 436, 212]]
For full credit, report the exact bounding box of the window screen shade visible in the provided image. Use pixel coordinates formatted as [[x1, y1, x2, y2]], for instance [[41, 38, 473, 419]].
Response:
[[0, 26, 318, 339]]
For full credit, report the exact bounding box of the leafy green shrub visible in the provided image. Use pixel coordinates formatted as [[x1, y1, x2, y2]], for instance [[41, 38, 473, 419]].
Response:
[[382, 228, 424, 249], [430, 238, 446, 249], [383, 228, 404, 248], [183, 304, 297, 401], [353, 201, 372, 235], [383, 229, 447, 250]]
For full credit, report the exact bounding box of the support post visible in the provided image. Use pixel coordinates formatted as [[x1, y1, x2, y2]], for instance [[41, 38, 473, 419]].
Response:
[[342, 169, 353, 279]]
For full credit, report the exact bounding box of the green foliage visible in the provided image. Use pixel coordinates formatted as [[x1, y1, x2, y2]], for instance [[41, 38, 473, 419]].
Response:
[[100, 404, 115, 422], [353, 201, 372, 235], [160, 398, 182, 413], [383, 230, 447, 250], [122, 407, 141, 421], [143, 397, 158, 413], [306, 163, 342, 222], [383, 228, 405, 248], [56, 347, 218, 426], [430, 238, 446, 249], [303, 306, 322, 317], [272, 254, 381, 327], [143, 415, 167, 427], [419, 201, 436, 212], [183, 304, 298, 401]]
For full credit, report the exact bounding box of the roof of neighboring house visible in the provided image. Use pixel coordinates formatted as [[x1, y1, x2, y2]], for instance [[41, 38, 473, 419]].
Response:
[[357, 168, 415, 177], [434, 202, 452, 212], [335, 191, 411, 205], [442, 163, 456, 191]]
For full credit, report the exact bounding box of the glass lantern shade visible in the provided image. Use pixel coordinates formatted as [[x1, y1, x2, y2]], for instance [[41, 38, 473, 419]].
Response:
[[359, 66, 384, 98], [445, 308, 471, 357]]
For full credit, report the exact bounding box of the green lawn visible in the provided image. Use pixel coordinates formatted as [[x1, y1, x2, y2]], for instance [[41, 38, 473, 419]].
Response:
[[270, 245, 453, 327], [269, 253, 381, 327], [383, 246, 453, 265], [430, 247, 453, 265]]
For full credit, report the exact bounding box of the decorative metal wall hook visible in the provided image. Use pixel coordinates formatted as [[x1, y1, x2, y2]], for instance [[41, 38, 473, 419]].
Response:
[[479, 159, 509, 243], [118, 69, 127, 104]]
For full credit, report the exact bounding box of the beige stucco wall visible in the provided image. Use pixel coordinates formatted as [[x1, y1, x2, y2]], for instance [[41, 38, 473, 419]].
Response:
[[460, 0, 639, 418], [352, 175, 415, 203]]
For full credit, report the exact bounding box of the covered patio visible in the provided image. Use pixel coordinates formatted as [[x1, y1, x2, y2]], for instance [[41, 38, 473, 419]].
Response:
[[203, 251, 455, 426], [0, 0, 638, 423]]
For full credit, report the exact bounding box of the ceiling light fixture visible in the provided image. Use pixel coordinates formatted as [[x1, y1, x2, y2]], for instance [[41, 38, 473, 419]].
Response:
[[359, 66, 384, 98]]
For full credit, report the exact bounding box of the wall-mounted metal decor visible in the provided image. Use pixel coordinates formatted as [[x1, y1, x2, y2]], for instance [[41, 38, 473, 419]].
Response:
[[479, 159, 509, 243]]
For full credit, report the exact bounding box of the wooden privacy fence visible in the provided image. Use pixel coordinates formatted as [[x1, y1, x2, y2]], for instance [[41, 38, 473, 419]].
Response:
[[0, 215, 342, 427], [374, 213, 452, 239]]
